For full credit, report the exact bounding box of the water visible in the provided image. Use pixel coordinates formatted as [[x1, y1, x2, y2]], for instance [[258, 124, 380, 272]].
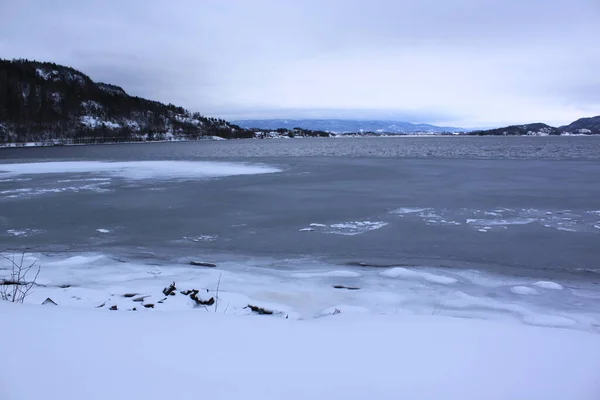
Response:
[[1, 136, 600, 281]]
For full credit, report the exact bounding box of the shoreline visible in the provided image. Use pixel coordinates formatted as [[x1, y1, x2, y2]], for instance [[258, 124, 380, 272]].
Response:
[[2, 133, 599, 149]]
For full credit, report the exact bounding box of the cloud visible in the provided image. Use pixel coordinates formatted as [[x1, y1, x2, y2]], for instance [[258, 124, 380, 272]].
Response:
[[1, 0, 598, 127]]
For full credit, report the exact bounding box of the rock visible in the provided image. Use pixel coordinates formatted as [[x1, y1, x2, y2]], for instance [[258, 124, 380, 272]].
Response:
[[333, 308, 341, 315], [189, 289, 215, 306], [96, 302, 106, 308], [132, 307, 137, 311], [109, 305, 118, 311], [245, 304, 274, 315], [122, 293, 138, 298], [143, 304, 154, 309], [189, 261, 217, 268], [58, 284, 71, 289], [162, 282, 176, 296], [41, 297, 57, 306], [332, 285, 360, 290]]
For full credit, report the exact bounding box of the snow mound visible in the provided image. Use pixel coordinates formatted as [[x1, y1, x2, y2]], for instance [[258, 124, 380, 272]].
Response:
[[380, 267, 458, 284], [533, 281, 564, 290], [510, 286, 539, 295]]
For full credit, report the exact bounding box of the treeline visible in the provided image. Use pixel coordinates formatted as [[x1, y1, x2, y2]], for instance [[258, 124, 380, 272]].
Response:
[[0, 58, 253, 144]]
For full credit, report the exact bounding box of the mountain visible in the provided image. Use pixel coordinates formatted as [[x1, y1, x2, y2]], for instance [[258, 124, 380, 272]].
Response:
[[0, 59, 253, 144], [560, 116, 600, 135], [469, 123, 562, 136], [232, 119, 466, 134], [471, 117, 600, 136]]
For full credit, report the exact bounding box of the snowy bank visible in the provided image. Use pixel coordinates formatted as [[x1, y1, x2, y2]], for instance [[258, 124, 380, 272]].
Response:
[[1, 302, 599, 400]]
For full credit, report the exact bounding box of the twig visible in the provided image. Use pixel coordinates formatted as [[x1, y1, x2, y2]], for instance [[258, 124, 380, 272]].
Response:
[[214, 273, 222, 313]]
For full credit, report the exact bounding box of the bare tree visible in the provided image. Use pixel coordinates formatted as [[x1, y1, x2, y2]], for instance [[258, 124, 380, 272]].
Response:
[[0, 251, 40, 303]]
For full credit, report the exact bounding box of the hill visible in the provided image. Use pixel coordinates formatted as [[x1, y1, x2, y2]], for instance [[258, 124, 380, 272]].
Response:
[[470, 117, 600, 136], [0, 59, 253, 144], [560, 116, 600, 135]]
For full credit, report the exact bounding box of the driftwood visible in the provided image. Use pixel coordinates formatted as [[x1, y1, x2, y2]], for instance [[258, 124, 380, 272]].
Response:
[[189, 261, 217, 268], [332, 285, 360, 290], [245, 304, 274, 315]]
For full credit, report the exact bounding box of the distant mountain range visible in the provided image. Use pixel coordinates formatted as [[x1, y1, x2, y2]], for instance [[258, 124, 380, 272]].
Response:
[[232, 119, 467, 133], [470, 117, 600, 136]]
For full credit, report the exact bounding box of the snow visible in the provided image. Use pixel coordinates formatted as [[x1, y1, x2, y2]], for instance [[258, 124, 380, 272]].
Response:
[[36, 68, 59, 80], [533, 281, 564, 290], [390, 206, 600, 233], [1, 302, 599, 400], [511, 286, 539, 295], [0, 161, 281, 181], [380, 267, 458, 285], [1, 252, 599, 332], [391, 207, 431, 214], [96, 228, 110, 233], [292, 270, 362, 278], [80, 115, 121, 129], [6, 228, 42, 237], [302, 221, 388, 235]]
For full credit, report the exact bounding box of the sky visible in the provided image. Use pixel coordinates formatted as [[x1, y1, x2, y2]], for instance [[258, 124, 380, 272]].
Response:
[[1, 0, 599, 128]]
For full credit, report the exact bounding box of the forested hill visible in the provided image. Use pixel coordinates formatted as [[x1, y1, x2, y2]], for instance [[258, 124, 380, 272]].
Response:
[[0, 59, 253, 144]]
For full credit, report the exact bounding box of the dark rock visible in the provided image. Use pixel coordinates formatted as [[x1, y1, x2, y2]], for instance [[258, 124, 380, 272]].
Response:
[[58, 284, 71, 289], [180, 290, 193, 295], [122, 293, 138, 298], [144, 304, 154, 309], [96, 302, 106, 308], [245, 304, 274, 315], [109, 305, 118, 311], [162, 282, 176, 296], [189, 290, 215, 306], [189, 261, 217, 268], [332, 285, 360, 290], [41, 297, 57, 306]]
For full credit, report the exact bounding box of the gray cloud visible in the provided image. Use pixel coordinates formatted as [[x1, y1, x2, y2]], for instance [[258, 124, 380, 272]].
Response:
[[1, 0, 598, 127]]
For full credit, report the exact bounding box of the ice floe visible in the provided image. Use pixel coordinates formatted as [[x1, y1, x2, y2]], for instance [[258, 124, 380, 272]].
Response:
[[301, 221, 388, 235], [532, 281, 564, 290], [510, 286, 539, 295], [0, 161, 281, 181]]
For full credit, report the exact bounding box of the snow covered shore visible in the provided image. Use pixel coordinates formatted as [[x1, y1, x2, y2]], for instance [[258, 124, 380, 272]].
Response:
[[2, 301, 599, 400], [1, 252, 600, 399]]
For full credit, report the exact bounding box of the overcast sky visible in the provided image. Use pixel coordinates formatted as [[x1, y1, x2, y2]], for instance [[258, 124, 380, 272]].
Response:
[[1, 0, 598, 127]]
